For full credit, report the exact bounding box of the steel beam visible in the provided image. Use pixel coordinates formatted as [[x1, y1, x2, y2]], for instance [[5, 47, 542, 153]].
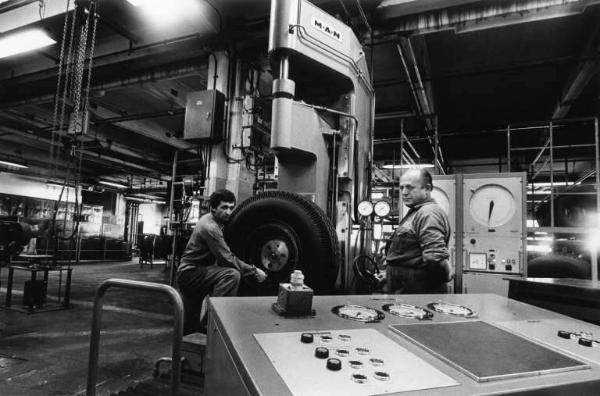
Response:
[[0, 125, 164, 176], [552, 8, 600, 119], [375, 0, 600, 36], [0, 60, 207, 110], [0, 112, 170, 166]]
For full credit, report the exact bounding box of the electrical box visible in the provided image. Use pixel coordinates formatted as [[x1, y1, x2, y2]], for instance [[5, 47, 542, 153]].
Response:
[[461, 173, 526, 296], [184, 90, 225, 142]]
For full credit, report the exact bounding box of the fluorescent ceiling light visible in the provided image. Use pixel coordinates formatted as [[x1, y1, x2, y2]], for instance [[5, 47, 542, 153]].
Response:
[[0, 29, 55, 59], [527, 181, 572, 188], [126, 0, 200, 25], [382, 163, 434, 169], [99, 180, 127, 189], [132, 193, 161, 200], [154, 200, 166, 205], [527, 245, 552, 253], [0, 160, 28, 168]]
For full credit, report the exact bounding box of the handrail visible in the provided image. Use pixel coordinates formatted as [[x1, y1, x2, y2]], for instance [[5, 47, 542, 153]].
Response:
[[86, 278, 184, 396]]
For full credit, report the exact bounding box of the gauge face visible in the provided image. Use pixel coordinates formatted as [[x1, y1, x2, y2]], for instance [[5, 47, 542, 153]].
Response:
[[469, 184, 516, 228], [431, 187, 450, 216], [357, 200, 373, 217], [382, 303, 433, 320], [427, 302, 477, 318], [331, 305, 385, 322], [374, 201, 391, 217]]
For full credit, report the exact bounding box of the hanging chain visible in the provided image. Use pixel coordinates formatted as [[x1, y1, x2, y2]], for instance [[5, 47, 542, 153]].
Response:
[[49, 0, 72, 175], [47, 1, 100, 243], [70, 7, 91, 137], [53, 0, 79, 178], [84, 1, 99, 113]]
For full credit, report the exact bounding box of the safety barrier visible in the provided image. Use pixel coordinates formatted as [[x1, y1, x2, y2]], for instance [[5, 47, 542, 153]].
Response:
[[86, 278, 184, 396]]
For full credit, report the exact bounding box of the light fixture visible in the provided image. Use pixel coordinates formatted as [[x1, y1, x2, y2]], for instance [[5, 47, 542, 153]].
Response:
[[132, 193, 161, 200], [126, 0, 201, 26], [46, 181, 64, 188], [382, 163, 434, 169], [527, 181, 571, 188], [154, 200, 166, 205], [527, 245, 552, 253], [124, 196, 146, 202], [99, 180, 127, 189], [0, 159, 28, 168], [0, 29, 56, 59]]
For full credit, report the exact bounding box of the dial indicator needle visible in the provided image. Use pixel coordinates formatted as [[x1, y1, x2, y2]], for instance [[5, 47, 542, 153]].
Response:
[[488, 200, 495, 226]]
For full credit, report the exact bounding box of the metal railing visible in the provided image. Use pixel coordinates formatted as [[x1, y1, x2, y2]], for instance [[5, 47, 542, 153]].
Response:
[[86, 278, 184, 396]]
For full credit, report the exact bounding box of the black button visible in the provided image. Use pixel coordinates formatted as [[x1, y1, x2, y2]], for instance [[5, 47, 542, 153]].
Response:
[[470, 239, 476, 244], [327, 358, 342, 371], [579, 338, 593, 347], [558, 330, 571, 339], [301, 333, 314, 344], [506, 264, 512, 271], [489, 264, 495, 270], [315, 347, 329, 359]]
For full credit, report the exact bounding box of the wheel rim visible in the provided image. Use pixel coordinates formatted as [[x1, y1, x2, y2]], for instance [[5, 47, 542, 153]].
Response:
[[245, 222, 300, 280], [260, 239, 290, 272]]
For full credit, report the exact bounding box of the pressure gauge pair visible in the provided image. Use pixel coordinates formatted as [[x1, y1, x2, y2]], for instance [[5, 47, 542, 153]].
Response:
[[358, 200, 390, 218]]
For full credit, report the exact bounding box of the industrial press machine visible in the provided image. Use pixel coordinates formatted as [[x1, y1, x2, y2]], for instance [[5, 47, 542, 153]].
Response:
[[225, 0, 374, 293]]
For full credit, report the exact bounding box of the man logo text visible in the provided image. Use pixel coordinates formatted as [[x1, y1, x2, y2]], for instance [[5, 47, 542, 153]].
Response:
[[311, 17, 342, 42]]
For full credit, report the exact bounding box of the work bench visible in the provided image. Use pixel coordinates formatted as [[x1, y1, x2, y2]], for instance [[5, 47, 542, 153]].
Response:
[[205, 294, 600, 395], [3, 254, 72, 313]]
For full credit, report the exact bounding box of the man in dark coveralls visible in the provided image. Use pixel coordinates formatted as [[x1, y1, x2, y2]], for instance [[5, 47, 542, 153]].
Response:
[[385, 169, 453, 294], [177, 189, 267, 334]]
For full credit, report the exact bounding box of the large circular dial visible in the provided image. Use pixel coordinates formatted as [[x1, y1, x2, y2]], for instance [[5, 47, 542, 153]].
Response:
[[431, 187, 450, 215], [374, 201, 391, 217], [357, 200, 373, 217], [469, 184, 516, 228]]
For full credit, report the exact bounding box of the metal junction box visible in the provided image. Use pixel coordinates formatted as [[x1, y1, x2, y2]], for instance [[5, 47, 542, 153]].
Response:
[[461, 173, 527, 296], [184, 90, 225, 142]]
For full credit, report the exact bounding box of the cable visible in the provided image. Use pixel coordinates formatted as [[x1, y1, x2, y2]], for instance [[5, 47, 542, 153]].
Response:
[[204, 0, 223, 33], [355, 0, 372, 35]]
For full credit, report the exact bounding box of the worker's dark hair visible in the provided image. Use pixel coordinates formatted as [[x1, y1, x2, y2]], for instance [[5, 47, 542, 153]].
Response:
[[420, 169, 433, 191], [209, 189, 236, 209]]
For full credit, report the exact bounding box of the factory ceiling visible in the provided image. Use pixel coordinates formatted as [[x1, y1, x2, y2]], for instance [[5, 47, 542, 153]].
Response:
[[0, 0, 599, 192]]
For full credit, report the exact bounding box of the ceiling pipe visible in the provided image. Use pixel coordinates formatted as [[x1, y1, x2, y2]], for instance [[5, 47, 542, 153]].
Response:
[[374, 0, 599, 36], [396, 39, 445, 171], [93, 109, 186, 125], [0, 61, 207, 110], [0, 113, 170, 166], [0, 125, 166, 177]]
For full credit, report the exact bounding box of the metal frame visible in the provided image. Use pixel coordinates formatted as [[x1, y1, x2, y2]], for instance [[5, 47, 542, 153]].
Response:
[[86, 279, 184, 396], [507, 117, 599, 280]]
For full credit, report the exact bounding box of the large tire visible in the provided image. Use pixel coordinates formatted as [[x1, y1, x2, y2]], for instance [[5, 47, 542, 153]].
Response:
[[225, 191, 339, 294], [528, 255, 590, 279]]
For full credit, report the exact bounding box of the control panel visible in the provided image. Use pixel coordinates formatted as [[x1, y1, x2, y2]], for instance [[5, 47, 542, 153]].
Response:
[[254, 329, 458, 395], [462, 174, 526, 275]]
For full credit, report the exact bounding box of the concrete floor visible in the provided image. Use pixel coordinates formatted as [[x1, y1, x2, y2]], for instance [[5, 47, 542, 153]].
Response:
[[0, 259, 185, 395]]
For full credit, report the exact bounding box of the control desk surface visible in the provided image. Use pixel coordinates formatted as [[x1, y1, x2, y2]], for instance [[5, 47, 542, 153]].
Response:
[[205, 294, 600, 395]]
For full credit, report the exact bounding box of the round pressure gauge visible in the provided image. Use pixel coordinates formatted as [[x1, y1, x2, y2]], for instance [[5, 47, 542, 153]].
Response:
[[357, 200, 374, 217], [469, 184, 516, 228], [374, 201, 391, 217], [431, 187, 450, 216]]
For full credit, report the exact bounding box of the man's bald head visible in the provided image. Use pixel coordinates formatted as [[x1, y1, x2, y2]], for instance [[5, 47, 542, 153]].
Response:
[[399, 169, 433, 207]]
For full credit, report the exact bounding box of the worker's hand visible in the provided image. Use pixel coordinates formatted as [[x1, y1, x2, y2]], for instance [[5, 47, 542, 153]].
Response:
[[374, 271, 386, 282], [255, 268, 267, 283], [440, 259, 454, 282]]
